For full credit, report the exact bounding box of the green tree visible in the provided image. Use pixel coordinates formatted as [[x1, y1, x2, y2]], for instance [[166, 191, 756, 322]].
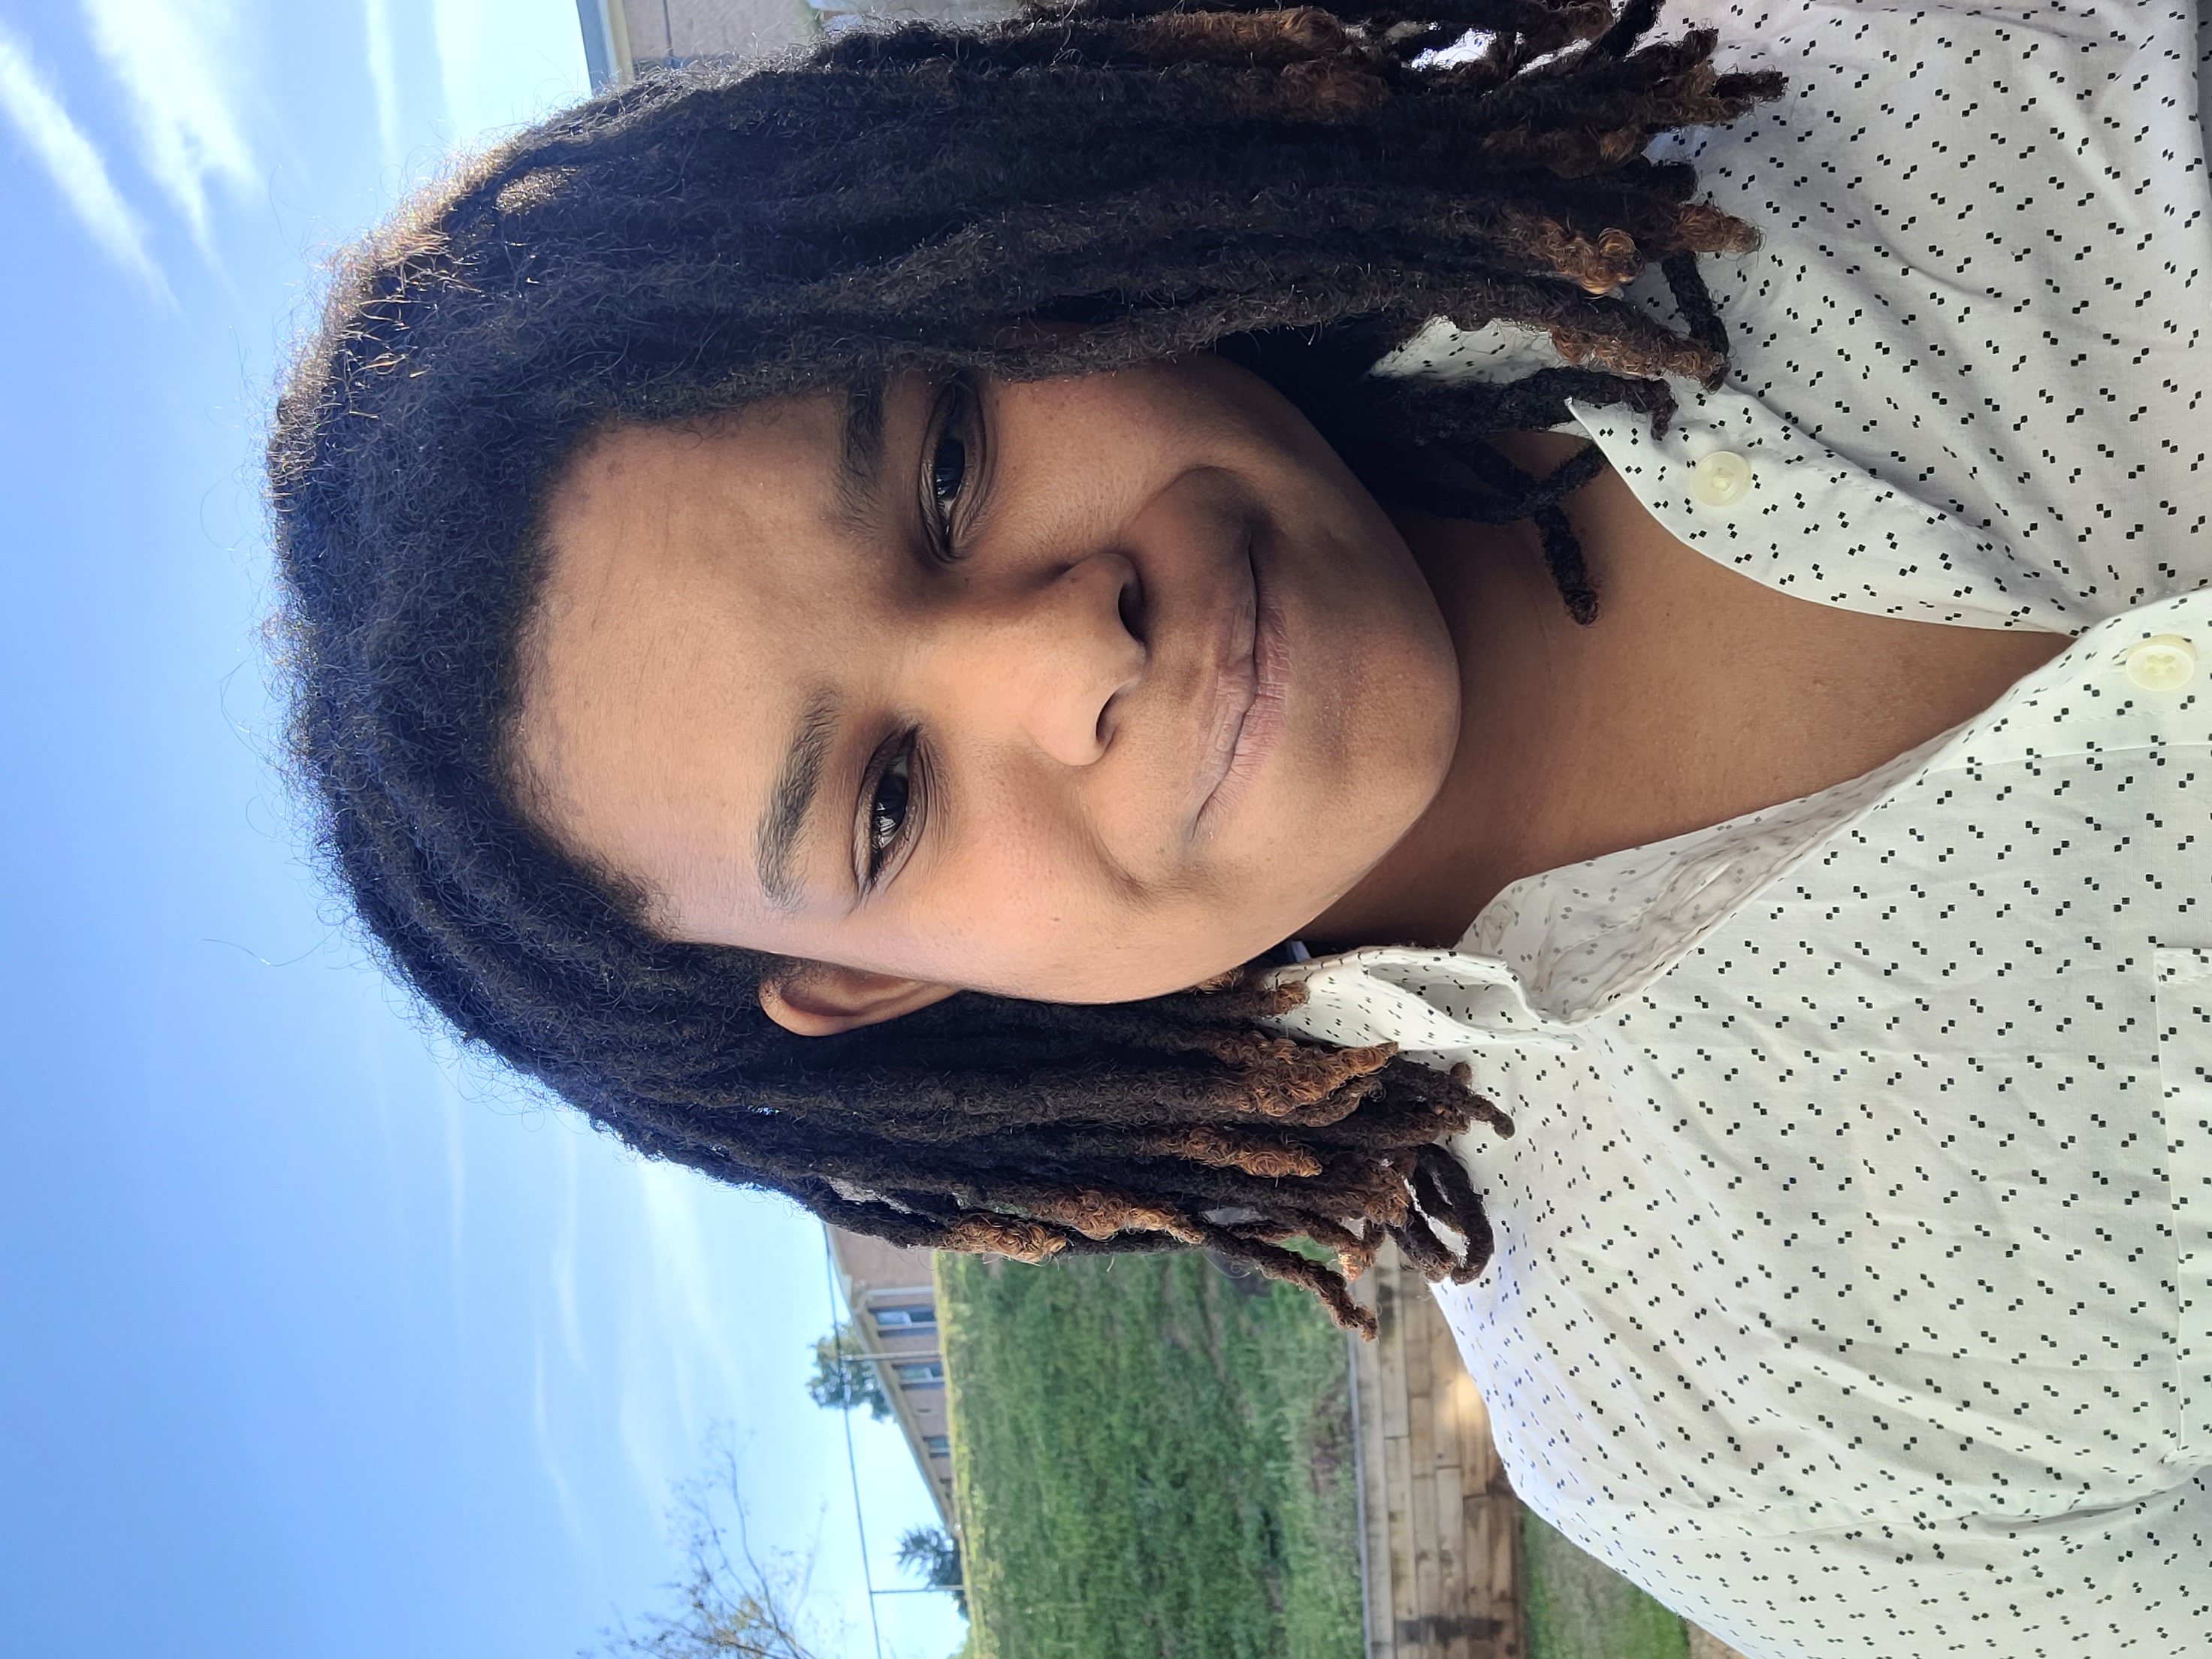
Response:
[[896, 1525, 966, 1615], [805, 1318, 890, 1421]]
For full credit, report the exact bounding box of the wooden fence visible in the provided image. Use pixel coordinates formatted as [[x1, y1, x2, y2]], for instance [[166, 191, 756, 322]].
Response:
[[1348, 1241, 1523, 1659]]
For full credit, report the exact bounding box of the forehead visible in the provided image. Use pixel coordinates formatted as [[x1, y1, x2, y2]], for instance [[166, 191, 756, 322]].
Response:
[[529, 405, 848, 687], [508, 398, 858, 929], [548, 395, 845, 540]]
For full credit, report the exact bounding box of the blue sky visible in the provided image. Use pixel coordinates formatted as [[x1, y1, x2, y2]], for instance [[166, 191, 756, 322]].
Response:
[[0, 4, 960, 1656]]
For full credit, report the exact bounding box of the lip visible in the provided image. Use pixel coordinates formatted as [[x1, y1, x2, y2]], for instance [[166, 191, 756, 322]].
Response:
[[1191, 534, 1288, 839]]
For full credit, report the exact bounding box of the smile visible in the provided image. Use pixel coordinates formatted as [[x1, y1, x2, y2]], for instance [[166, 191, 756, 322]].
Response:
[[1192, 534, 1287, 838]]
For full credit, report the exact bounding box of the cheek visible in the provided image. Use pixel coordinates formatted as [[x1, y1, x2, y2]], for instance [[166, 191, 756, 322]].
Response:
[[999, 373, 1234, 500], [1180, 603, 1452, 944], [866, 824, 1258, 1002]]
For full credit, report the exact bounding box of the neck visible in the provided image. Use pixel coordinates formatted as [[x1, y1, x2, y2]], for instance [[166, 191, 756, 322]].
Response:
[[1298, 431, 2077, 957]]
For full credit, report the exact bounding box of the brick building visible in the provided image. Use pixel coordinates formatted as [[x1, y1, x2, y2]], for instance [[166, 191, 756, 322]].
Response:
[[826, 1227, 957, 1528]]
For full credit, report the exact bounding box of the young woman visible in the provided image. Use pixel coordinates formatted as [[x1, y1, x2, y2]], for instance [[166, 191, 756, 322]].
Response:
[[270, 0, 2211, 1649]]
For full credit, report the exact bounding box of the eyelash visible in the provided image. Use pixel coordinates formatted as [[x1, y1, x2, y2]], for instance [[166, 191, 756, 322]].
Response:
[[861, 729, 924, 889], [921, 375, 978, 561]]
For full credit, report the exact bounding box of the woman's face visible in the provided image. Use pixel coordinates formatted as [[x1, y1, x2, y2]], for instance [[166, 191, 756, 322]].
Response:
[[512, 355, 1458, 1017]]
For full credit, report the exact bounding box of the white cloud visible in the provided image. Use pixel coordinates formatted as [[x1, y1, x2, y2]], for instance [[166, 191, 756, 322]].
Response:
[[362, 0, 404, 176], [551, 1127, 587, 1375], [79, 0, 257, 257], [431, 0, 588, 153], [533, 1332, 591, 1550], [431, 0, 491, 152], [0, 23, 168, 300], [637, 1161, 741, 1441], [612, 1159, 758, 1509], [439, 1065, 470, 1323]]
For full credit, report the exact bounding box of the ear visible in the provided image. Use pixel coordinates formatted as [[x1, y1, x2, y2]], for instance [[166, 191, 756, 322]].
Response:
[[757, 964, 959, 1036]]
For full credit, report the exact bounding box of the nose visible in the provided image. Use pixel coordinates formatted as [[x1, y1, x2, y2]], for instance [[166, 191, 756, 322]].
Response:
[[941, 551, 1146, 767]]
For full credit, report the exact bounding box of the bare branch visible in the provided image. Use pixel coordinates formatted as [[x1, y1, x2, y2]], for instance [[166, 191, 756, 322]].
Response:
[[590, 1437, 839, 1659]]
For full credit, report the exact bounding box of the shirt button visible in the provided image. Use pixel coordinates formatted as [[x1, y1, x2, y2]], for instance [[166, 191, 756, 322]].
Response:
[[1689, 450, 1753, 507], [2123, 633, 2198, 691]]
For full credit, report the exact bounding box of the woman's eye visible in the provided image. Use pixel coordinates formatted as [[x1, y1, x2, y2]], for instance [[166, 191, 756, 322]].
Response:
[[924, 379, 974, 547], [867, 748, 913, 873], [931, 430, 966, 514]]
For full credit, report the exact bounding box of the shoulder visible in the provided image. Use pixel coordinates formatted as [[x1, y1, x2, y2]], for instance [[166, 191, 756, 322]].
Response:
[[1665, 0, 2190, 55], [1637, 0, 2212, 622]]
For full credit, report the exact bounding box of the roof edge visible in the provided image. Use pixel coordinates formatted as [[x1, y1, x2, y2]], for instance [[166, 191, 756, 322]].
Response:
[[574, 0, 636, 91]]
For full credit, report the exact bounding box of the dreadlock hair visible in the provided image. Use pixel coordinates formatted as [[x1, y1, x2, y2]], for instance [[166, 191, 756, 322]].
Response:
[[268, 0, 1778, 1334]]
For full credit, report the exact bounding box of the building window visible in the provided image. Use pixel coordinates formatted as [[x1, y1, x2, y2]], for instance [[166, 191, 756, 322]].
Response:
[[896, 1359, 945, 1386], [923, 1435, 950, 1456], [874, 1304, 937, 1331]]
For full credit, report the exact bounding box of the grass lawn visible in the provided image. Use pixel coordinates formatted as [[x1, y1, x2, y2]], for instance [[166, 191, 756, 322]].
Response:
[[938, 1250, 1363, 1659], [1525, 1513, 1690, 1659]]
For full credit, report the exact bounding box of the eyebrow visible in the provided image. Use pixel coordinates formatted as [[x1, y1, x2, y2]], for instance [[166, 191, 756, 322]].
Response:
[[755, 690, 841, 910], [833, 377, 887, 528]]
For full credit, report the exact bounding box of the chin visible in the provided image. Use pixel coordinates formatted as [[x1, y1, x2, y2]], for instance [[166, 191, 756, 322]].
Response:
[[1317, 646, 1459, 845], [1269, 682, 1457, 939], [1284, 518, 1460, 824]]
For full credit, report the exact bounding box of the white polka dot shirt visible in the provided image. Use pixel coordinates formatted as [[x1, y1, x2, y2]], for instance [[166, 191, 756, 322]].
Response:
[[1268, 0, 2212, 1651]]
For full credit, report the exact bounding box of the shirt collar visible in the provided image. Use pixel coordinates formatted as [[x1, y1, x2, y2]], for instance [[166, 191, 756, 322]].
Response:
[[1262, 946, 1577, 1052]]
